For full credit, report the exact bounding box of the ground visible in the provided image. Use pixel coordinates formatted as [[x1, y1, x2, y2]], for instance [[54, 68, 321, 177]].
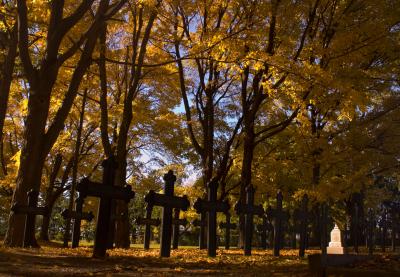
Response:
[[1, 242, 400, 276], [0, 241, 316, 276]]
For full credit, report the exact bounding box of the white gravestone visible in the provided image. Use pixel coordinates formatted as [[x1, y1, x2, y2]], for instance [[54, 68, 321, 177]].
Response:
[[327, 224, 344, 254]]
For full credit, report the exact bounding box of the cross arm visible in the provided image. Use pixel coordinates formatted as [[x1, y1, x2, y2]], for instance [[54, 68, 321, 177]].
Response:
[[234, 202, 264, 216], [77, 178, 135, 201], [144, 190, 190, 211], [193, 198, 230, 213], [61, 209, 94, 221], [11, 203, 49, 216]]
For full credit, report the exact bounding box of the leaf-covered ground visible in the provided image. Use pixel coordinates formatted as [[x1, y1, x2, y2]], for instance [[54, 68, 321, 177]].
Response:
[[1, 241, 399, 276], [0, 241, 317, 276]]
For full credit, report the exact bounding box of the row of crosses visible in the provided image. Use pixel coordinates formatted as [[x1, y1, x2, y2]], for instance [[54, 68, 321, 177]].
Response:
[[11, 156, 309, 259]]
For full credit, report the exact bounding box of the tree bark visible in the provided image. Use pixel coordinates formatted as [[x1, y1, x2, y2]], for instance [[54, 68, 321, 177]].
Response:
[[63, 90, 87, 247], [4, 0, 118, 247], [39, 157, 72, 241], [0, 23, 18, 176], [113, 2, 160, 248], [39, 154, 62, 241]]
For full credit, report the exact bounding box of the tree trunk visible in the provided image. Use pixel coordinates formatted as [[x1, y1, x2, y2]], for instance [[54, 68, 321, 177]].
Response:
[[63, 90, 87, 247], [0, 24, 18, 175], [113, 109, 131, 248], [39, 154, 62, 241], [239, 122, 255, 248], [5, 0, 116, 247], [4, 81, 51, 246], [113, 3, 160, 248]]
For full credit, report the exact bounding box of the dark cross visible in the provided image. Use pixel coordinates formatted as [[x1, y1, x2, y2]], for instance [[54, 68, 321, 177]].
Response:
[[71, 195, 87, 248], [379, 208, 388, 252], [320, 203, 329, 256], [144, 170, 190, 257], [193, 180, 230, 257], [136, 204, 160, 250], [388, 203, 400, 251], [392, 220, 399, 252], [256, 215, 273, 250], [61, 200, 94, 248], [172, 208, 188, 249], [111, 212, 128, 221], [194, 180, 230, 257], [11, 190, 49, 247], [366, 208, 375, 255], [108, 211, 128, 248], [293, 194, 309, 257], [288, 223, 297, 250], [76, 156, 135, 258], [219, 212, 237, 250], [343, 222, 349, 248], [192, 214, 207, 249], [235, 184, 264, 256], [350, 193, 363, 253], [192, 218, 207, 228], [266, 191, 289, 257]]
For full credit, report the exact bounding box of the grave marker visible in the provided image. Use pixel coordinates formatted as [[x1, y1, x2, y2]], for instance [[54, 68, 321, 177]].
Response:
[[379, 208, 388, 252], [144, 170, 190, 257], [235, 184, 264, 256], [172, 208, 188, 249], [350, 193, 363, 253], [191, 214, 207, 249], [320, 203, 329, 255], [256, 215, 273, 250], [11, 190, 49, 247], [267, 191, 289, 257], [193, 179, 230, 257], [76, 156, 135, 258], [326, 224, 344, 254], [293, 194, 309, 257], [61, 198, 94, 248], [388, 203, 400, 252], [366, 208, 375, 255], [136, 204, 160, 250], [219, 212, 237, 250]]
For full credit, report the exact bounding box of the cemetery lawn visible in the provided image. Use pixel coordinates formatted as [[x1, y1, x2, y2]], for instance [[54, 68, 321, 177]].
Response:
[[0, 241, 317, 276]]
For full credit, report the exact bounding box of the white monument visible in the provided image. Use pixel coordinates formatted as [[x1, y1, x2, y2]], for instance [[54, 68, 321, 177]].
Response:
[[327, 224, 344, 254]]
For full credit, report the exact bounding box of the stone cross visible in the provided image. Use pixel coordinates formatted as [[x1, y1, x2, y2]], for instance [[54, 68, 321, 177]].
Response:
[[61, 197, 94, 248], [266, 191, 288, 257], [235, 184, 264, 256], [70, 195, 90, 248], [327, 224, 344, 254], [11, 190, 49, 247], [366, 208, 375, 255], [388, 203, 400, 251], [350, 193, 363, 253], [172, 208, 188, 249], [136, 204, 160, 250], [219, 212, 237, 250], [320, 203, 329, 255], [76, 156, 135, 258], [256, 215, 273, 250], [144, 170, 190, 257], [193, 179, 230, 257], [191, 214, 207, 249], [379, 208, 388, 252], [293, 194, 309, 257]]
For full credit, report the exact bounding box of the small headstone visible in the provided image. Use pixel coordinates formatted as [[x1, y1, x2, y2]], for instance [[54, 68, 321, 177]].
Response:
[[327, 224, 344, 254]]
